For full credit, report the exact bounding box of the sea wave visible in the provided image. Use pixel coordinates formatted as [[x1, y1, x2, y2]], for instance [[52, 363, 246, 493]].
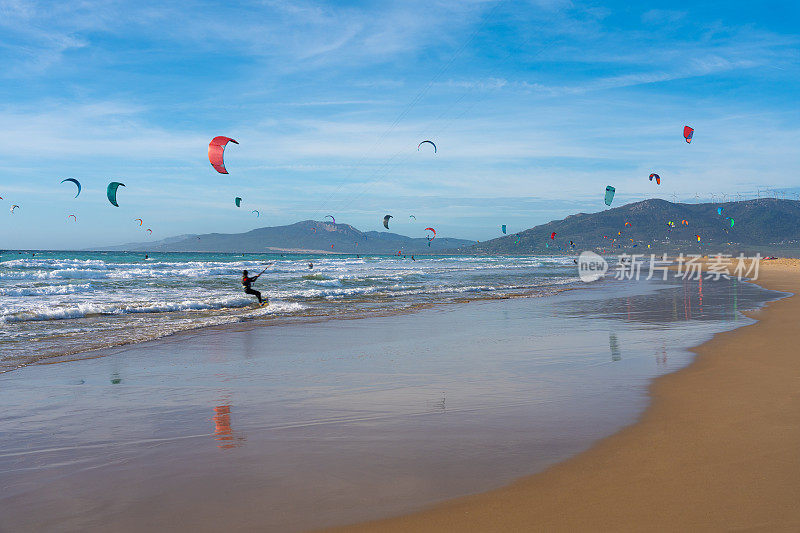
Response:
[[0, 283, 95, 296], [0, 297, 260, 324], [1, 252, 581, 370]]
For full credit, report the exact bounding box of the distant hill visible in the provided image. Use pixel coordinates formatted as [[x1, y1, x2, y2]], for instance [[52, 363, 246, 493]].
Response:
[[100, 220, 475, 254], [468, 199, 800, 255]]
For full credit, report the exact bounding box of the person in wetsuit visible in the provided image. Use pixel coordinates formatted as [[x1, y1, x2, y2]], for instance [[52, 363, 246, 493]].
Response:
[[241, 270, 264, 304]]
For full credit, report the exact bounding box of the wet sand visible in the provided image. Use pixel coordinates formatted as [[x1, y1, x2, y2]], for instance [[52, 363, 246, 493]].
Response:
[[333, 259, 800, 532]]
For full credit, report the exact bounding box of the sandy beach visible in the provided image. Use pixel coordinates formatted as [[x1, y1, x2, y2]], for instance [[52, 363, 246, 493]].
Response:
[[333, 259, 800, 532]]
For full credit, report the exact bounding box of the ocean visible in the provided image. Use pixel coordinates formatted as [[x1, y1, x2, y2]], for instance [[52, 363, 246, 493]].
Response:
[[0, 251, 578, 371]]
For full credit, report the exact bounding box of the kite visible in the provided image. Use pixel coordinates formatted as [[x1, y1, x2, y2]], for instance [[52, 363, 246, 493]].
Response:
[[409, 215, 416, 220], [67, 214, 76, 222], [61, 178, 81, 198], [695, 234, 701, 241], [550, 232, 556, 240], [624, 222, 631, 226], [717, 207, 723, 216], [134, 218, 143, 226], [417, 140, 437, 153], [501, 224, 507, 234], [729, 218, 735, 228], [604, 185, 615, 206], [146, 228, 152, 235], [383, 214, 392, 229], [251, 210, 260, 217], [10, 205, 19, 213], [683, 126, 694, 143], [649, 173, 661, 185], [208, 136, 238, 174], [325, 215, 335, 224], [682, 219, 689, 226], [235, 197, 242, 207], [106, 182, 125, 207], [425, 227, 436, 241]]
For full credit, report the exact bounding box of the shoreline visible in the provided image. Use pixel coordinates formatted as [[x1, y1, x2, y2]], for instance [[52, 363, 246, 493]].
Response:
[[331, 259, 800, 532], [8, 281, 579, 375]]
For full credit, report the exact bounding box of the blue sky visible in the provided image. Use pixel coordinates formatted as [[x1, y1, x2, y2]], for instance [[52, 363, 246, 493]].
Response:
[[1, 0, 798, 249]]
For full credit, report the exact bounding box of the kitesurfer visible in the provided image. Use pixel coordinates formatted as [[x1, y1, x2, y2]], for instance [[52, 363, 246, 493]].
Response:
[[308, 262, 313, 269], [242, 269, 265, 305]]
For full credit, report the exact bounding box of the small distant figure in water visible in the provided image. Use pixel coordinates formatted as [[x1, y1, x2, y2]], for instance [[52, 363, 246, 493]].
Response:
[[412, 255, 415, 261], [241, 269, 264, 305], [356, 254, 360, 259], [573, 258, 577, 264], [308, 262, 313, 269], [145, 254, 149, 260]]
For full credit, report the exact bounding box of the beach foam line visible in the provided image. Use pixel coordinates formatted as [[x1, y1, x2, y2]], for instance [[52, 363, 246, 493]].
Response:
[[0, 297, 256, 323]]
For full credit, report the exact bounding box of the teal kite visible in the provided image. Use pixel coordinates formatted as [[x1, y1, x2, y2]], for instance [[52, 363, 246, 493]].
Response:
[[106, 182, 125, 207], [235, 197, 242, 207], [501, 224, 507, 234], [604, 185, 615, 206], [61, 178, 81, 198]]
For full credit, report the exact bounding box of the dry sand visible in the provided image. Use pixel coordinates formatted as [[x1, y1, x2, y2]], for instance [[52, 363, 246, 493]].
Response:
[[334, 259, 800, 532]]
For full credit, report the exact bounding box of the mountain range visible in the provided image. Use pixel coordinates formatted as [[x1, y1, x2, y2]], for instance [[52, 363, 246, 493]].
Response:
[[101, 220, 475, 254], [100, 199, 800, 256]]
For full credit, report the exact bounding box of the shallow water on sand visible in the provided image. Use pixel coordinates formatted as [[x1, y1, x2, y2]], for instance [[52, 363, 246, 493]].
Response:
[[0, 277, 783, 532]]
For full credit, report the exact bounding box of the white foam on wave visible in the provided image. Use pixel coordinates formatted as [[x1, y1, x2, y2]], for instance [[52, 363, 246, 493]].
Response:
[[307, 278, 342, 287], [245, 301, 308, 316], [0, 283, 94, 297], [0, 296, 256, 324]]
